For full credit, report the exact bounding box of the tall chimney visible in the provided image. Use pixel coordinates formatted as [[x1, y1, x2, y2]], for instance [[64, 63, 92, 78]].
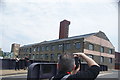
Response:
[[59, 20, 70, 39]]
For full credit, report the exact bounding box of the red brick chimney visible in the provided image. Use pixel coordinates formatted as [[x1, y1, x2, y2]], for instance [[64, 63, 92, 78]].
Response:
[[59, 20, 70, 39]]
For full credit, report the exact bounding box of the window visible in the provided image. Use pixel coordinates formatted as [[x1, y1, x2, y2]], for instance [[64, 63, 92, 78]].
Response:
[[33, 48, 36, 52], [66, 43, 71, 50], [46, 46, 49, 51], [19, 49, 21, 53], [58, 44, 63, 50], [26, 48, 29, 52], [89, 43, 94, 50], [100, 47, 104, 53], [36, 54, 39, 59], [88, 55, 94, 59], [42, 46, 45, 51], [24, 49, 25, 52], [64, 43, 71, 50], [109, 49, 112, 54], [57, 53, 61, 60], [51, 45, 55, 51], [36, 47, 38, 52], [29, 48, 32, 53], [75, 42, 81, 49], [37, 47, 40, 52], [36, 47, 40, 52], [100, 56, 104, 63], [24, 49, 26, 52], [44, 54, 49, 60], [109, 58, 112, 63], [32, 54, 35, 59], [51, 54, 55, 60], [29, 54, 31, 58], [40, 54, 44, 59]]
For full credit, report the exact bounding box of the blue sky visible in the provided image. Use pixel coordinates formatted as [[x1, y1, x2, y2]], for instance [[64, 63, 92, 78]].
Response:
[[0, 0, 118, 52]]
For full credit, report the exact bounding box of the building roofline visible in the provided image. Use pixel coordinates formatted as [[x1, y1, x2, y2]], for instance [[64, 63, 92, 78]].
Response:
[[21, 32, 97, 48]]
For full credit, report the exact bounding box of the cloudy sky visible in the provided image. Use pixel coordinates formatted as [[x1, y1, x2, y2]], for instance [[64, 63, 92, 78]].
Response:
[[0, 0, 118, 52]]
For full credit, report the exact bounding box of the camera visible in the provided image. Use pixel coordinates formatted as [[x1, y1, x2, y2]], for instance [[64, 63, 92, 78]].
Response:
[[74, 57, 81, 70]]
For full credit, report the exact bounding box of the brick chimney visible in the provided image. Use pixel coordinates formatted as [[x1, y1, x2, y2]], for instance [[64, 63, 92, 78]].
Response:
[[59, 20, 70, 39]]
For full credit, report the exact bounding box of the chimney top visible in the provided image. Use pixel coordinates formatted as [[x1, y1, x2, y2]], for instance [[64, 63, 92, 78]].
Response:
[[60, 20, 70, 25], [59, 20, 70, 39]]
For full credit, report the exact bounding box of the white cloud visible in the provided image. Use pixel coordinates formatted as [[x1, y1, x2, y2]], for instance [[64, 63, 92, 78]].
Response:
[[3, 0, 119, 3], [0, 0, 118, 51]]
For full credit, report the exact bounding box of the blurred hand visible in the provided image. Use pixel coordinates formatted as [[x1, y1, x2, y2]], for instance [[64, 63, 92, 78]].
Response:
[[73, 53, 85, 57], [72, 65, 80, 74]]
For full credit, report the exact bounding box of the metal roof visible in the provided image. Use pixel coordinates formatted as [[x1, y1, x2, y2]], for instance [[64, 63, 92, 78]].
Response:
[[22, 32, 97, 47]]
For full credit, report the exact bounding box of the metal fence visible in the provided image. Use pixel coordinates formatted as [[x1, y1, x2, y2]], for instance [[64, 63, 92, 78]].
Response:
[[0, 59, 31, 69], [0, 59, 108, 71], [0, 59, 56, 70]]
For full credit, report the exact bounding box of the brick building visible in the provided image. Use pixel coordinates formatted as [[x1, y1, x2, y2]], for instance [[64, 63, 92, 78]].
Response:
[[11, 43, 20, 58], [18, 20, 115, 69], [115, 52, 120, 70]]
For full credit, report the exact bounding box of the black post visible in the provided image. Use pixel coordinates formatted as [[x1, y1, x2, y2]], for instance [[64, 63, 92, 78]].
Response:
[[62, 43, 64, 53]]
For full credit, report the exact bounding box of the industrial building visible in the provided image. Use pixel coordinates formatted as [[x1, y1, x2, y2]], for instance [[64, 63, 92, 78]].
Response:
[[17, 20, 115, 69], [0, 48, 3, 59], [11, 43, 20, 58], [115, 52, 120, 70]]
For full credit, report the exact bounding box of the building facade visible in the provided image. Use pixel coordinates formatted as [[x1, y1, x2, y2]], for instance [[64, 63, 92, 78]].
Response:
[[3, 52, 14, 59], [0, 48, 3, 58], [11, 43, 20, 58], [115, 52, 120, 70], [18, 31, 115, 69]]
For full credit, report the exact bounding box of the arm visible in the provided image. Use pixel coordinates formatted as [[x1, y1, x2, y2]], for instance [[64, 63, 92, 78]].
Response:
[[69, 53, 100, 79], [73, 53, 99, 67]]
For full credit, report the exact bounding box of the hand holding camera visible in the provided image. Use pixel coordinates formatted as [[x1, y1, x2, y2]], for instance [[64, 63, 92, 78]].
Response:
[[73, 52, 99, 67], [73, 53, 84, 69], [74, 56, 81, 70], [73, 52, 85, 57]]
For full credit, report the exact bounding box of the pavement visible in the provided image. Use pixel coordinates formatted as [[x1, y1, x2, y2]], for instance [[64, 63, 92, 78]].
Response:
[[0, 69, 115, 76], [98, 69, 119, 77], [0, 69, 119, 79], [0, 69, 27, 76]]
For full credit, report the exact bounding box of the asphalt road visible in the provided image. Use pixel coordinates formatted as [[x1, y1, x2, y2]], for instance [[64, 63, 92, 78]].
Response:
[[1, 70, 120, 80], [1, 74, 27, 80], [96, 70, 119, 80]]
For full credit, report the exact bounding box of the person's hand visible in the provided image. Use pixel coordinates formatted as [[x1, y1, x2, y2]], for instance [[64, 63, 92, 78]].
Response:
[[71, 65, 80, 74], [73, 54, 78, 57], [74, 53, 100, 67], [73, 53, 85, 57]]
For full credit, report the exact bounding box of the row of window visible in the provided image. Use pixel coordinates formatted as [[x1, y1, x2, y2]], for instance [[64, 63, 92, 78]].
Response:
[[100, 56, 113, 63], [19, 42, 81, 53], [21, 53, 60, 60], [88, 43, 113, 54], [21, 53, 113, 63], [88, 55, 113, 63], [20, 42, 113, 54]]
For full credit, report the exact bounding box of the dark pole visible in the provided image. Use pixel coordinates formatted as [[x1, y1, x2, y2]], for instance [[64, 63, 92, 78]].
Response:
[[62, 43, 64, 53]]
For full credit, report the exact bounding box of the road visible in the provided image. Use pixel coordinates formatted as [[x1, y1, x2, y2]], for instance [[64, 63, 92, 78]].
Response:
[[1, 74, 27, 80], [96, 70, 119, 80], [1, 70, 119, 80]]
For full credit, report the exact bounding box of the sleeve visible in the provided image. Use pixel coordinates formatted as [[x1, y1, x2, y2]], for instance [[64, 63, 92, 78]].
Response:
[[67, 65, 100, 80]]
